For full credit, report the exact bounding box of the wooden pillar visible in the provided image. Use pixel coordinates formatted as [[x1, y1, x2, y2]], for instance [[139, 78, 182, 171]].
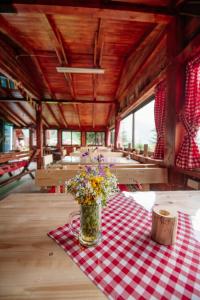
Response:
[[58, 129, 62, 150], [164, 17, 184, 167], [105, 127, 109, 147], [81, 132, 86, 146], [29, 128, 33, 150], [114, 118, 120, 150], [114, 102, 120, 150], [36, 102, 43, 169]]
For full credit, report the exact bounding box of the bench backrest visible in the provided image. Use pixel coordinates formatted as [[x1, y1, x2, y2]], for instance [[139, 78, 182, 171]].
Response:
[[35, 167, 168, 187]]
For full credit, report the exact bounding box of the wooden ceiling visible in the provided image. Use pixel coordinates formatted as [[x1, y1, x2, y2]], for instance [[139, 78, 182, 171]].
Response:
[[0, 0, 199, 130]]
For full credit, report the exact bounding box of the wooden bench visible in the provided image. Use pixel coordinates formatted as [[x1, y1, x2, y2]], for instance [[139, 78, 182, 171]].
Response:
[[0, 150, 38, 187], [35, 167, 168, 192], [0, 160, 28, 176]]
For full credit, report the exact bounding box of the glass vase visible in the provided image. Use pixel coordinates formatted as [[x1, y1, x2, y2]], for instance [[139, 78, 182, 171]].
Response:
[[69, 201, 102, 247]]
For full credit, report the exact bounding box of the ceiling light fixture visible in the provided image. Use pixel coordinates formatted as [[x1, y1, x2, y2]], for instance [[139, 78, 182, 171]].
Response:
[[56, 67, 105, 74]]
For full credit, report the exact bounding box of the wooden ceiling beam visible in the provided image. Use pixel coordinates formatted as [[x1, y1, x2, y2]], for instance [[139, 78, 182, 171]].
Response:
[[4, 1, 173, 23], [0, 103, 27, 127], [0, 111, 21, 127], [116, 24, 166, 100], [0, 52, 39, 100], [43, 14, 81, 128], [92, 18, 104, 128], [17, 102, 36, 123], [0, 17, 41, 99], [0, 97, 115, 104], [42, 115, 50, 128], [33, 56, 68, 128], [43, 15, 75, 97], [45, 103, 62, 127], [46, 124, 107, 131], [105, 104, 114, 127], [57, 104, 68, 128]]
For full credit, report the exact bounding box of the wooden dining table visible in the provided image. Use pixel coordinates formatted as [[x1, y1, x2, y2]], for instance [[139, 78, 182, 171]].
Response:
[[58, 155, 140, 165], [0, 191, 200, 300]]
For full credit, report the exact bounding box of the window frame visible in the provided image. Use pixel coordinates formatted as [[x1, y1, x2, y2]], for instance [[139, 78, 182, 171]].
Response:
[[61, 130, 81, 146], [132, 96, 156, 151], [45, 129, 58, 147], [86, 131, 105, 146], [117, 96, 155, 150], [110, 128, 115, 145]]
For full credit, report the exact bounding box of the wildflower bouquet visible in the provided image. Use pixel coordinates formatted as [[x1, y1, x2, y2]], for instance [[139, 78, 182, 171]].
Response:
[[66, 153, 118, 246], [66, 161, 118, 207]]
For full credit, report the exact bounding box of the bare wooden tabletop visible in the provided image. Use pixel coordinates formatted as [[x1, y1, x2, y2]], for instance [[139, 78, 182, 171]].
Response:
[[0, 191, 200, 300], [59, 155, 140, 165]]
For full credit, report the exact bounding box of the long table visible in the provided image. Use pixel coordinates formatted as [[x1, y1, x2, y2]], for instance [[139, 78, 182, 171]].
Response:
[[0, 191, 200, 299], [58, 155, 140, 165]]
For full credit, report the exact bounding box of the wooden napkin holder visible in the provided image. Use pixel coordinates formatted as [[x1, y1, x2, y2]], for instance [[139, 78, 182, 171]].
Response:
[[151, 205, 178, 246]]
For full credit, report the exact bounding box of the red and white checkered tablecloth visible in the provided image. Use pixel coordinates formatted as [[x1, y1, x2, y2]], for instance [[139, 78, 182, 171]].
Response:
[[48, 193, 200, 300]]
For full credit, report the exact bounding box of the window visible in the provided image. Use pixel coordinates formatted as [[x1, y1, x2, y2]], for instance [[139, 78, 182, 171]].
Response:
[[13, 128, 30, 151], [134, 100, 156, 151], [110, 129, 115, 145], [4, 124, 13, 152], [196, 128, 200, 150], [9, 80, 15, 89], [118, 114, 133, 148], [46, 129, 58, 146], [96, 132, 105, 145], [62, 131, 81, 145], [0, 76, 7, 88], [86, 132, 105, 146], [32, 130, 36, 147]]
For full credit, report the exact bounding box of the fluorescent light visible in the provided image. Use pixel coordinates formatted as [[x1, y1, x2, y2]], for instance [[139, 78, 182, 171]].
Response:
[[56, 67, 105, 74]]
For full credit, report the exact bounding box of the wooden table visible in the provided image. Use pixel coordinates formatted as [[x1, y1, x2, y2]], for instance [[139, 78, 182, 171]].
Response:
[[0, 191, 200, 300], [59, 155, 139, 165]]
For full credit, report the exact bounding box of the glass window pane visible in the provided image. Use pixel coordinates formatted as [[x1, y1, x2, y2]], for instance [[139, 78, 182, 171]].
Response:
[[9, 80, 15, 89], [72, 132, 81, 145], [96, 132, 105, 145], [134, 100, 156, 151], [196, 128, 200, 150], [118, 114, 133, 148], [32, 129, 36, 147], [86, 132, 96, 145], [4, 124, 13, 152], [22, 129, 30, 150], [62, 131, 71, 145], [1, 77, 7, 88], [46, 129, 58, 146], [110, 129, 115, 145]]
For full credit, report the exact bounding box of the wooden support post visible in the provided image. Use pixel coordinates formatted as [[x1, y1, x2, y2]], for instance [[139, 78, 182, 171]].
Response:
[[114, 103, 120, 150], [36, 102, 43, 169], [105, 127, 109, 147], [81, 132, 86, 147], [164, 17, 184, 167], [144, 144, 148, 157], [29, 129, 33, 150], [58, 129, 62, 150]]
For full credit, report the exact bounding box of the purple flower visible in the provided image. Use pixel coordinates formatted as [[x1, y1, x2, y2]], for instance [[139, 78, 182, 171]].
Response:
[[82, 151, 89, 157], [98, 164, 105, 176], [85, 165, 91, 173], [109, 164, 115, 168]]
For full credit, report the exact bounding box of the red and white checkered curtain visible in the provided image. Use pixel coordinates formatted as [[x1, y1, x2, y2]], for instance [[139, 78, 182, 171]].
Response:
[[153, 81, 166, 159], [176, 54, 200, 169]]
